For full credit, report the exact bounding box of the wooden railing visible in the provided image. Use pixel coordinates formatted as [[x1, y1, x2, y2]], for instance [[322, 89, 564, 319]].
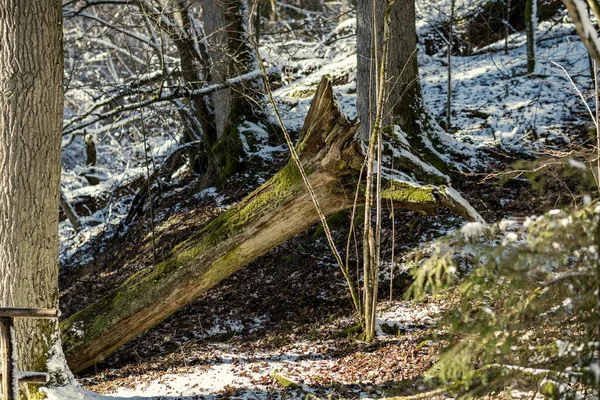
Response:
[[0, 308, 60, 400]]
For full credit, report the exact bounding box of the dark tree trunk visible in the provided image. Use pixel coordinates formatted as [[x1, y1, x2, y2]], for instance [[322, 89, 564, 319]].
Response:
[[357, 0, 419, 138], [129, 0, 260, 187], [357, 0, 453, 172], [170, 1, 216, 172], [201, 0, 261, 186], [136, 0, 215, 173], [525, 0, 536, 73]]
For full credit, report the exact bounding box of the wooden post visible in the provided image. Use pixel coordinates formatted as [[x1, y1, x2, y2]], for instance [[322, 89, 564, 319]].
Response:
[[0, 317, 16, 400], [0, 308, 58, 400], [0, 308, 60, 319]]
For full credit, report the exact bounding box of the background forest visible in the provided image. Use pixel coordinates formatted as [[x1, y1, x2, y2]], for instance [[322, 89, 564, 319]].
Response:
[[37, 0, 600, 398]]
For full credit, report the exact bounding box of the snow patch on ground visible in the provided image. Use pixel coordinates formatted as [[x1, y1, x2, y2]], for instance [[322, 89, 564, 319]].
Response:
[[376, 301, 442, 335]]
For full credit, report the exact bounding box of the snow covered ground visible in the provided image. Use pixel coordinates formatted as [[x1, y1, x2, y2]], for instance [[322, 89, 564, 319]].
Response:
[[46, 299, 444, 400], [421, 22, 591, 152], [265, 11, 592, 154]]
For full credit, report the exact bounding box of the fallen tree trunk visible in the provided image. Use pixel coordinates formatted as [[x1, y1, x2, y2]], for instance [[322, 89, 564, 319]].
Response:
[[61, 78, 481, 372]]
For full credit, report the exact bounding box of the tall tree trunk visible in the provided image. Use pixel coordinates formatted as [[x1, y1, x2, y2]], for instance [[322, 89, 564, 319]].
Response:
[[361, 0, 396, 343], [447, 0, 454, 132], [172, 0, 216, 173], [201, 0, 260, 185], [201, 0, 258, 136], [357, 0, 451, 172], [356, 0, 473, 341], [137, 0, 214, 173], [0, 0, 64, 397], [358, 0, 420, 138]]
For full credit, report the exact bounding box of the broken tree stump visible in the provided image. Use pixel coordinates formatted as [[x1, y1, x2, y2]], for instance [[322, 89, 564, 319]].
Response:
[[61, 77, 482, 373], [0, 308, 59, 399]]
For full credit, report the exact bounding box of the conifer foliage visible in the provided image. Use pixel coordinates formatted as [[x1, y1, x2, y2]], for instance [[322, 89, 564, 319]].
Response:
[[408, 203, 600, 397]]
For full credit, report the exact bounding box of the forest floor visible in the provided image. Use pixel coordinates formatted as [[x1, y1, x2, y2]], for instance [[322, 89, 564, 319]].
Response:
[[53, 5, 595, 399], [53, 169, 563, 399]]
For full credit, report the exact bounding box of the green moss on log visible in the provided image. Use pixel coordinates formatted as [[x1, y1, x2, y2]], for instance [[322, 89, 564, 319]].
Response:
[[381, 181, 437, 204], [61, 160, 310, 360]]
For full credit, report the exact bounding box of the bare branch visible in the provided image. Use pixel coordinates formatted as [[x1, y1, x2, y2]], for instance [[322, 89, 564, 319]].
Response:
[[65, 9, 161, 52], [63, 67, 279, 136]]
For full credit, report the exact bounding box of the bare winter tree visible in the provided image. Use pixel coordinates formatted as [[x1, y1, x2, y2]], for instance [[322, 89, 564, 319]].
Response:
[[357, 0, 477, 341], [63, 0, 263, 190], [525, 0, 537, 73], [200, 0, 262, 185], [0, 0, 64, 397]]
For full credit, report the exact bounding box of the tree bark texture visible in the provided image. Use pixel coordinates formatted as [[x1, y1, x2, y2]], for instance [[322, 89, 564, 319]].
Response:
[[202, 0, 256, 140], [61, 78, 482, 373], [0, 0, 63, 385], [357, 0, 420, 140], [172, 0, 215, 163], [199, 0, 262, 185], [357, 0, 452, 172]]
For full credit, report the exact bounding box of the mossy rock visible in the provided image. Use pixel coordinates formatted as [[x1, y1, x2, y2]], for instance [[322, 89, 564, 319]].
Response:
[[272, 372, 301, 389]]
